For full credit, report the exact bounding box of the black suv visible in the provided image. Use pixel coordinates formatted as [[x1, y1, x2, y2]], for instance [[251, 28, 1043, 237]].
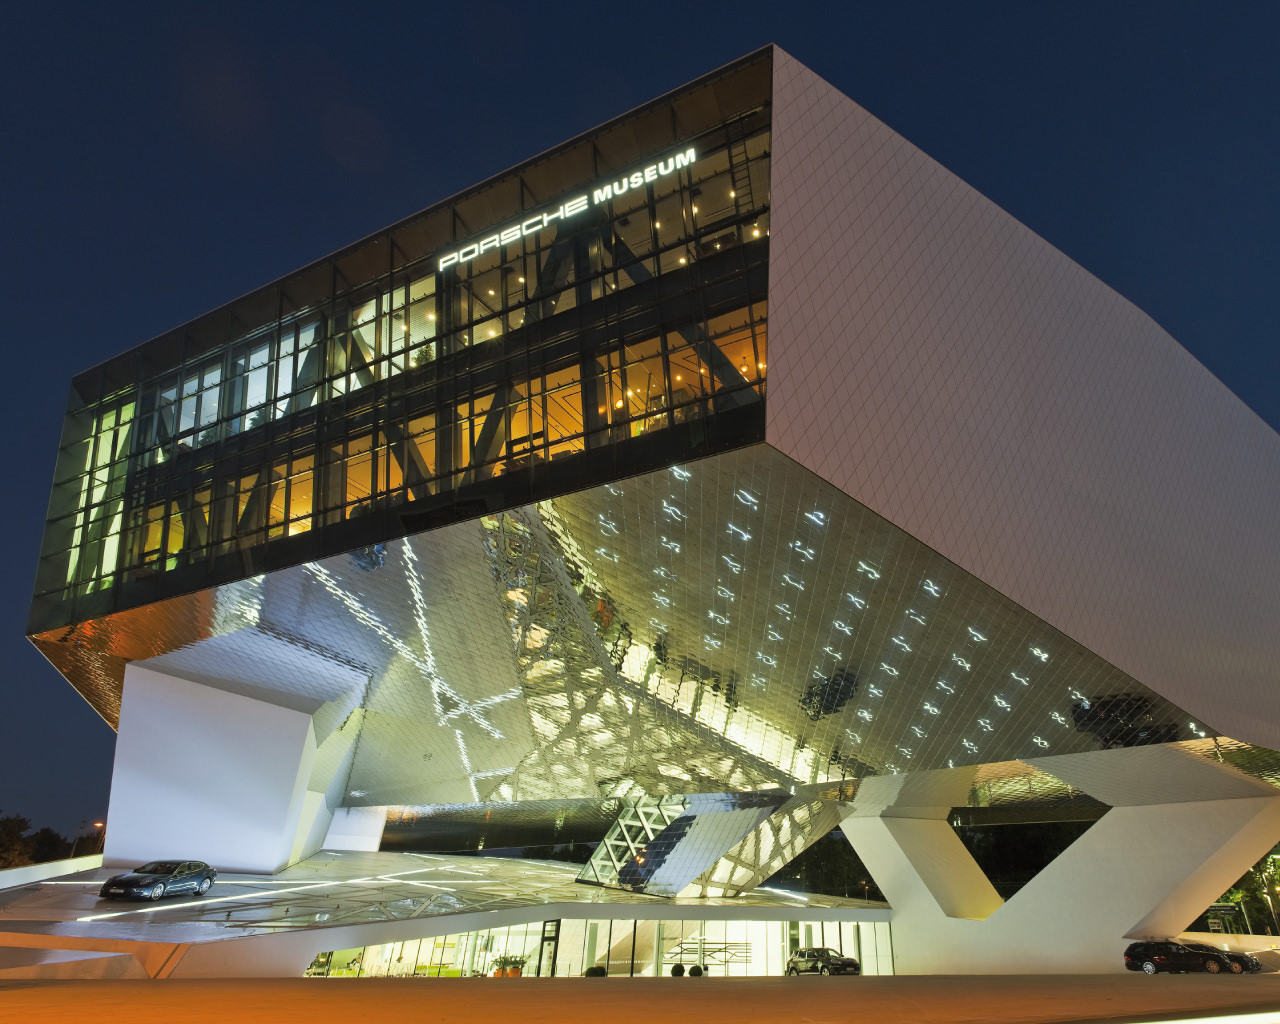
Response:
[[786, 947, 860, 976], [1124, 940, 1240, 975]]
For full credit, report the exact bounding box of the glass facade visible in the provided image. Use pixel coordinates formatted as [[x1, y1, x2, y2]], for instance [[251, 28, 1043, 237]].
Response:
[[32, 52, 772, 634], [307, 916, 894, 979]]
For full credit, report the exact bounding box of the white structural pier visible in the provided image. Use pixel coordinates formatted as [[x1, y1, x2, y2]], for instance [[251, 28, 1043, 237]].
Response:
[[841, 746, 1280, 973]]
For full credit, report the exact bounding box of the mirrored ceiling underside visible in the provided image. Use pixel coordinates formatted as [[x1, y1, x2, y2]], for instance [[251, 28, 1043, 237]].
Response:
[[33, 443, 1215, 808]]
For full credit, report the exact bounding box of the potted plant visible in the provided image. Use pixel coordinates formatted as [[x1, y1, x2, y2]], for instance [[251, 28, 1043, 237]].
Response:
[[491, 954, 528, 977]]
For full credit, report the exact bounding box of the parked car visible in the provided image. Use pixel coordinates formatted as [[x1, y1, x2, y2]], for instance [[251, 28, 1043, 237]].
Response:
[[99, 860, 217, 901], [1182, 941, 1262, 974], [786, 947, 860, 975], [1123, 940, 1238, 975]]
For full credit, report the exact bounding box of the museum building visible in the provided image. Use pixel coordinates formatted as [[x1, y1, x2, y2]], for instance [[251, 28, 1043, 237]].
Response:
[[23, 46, 1280, 977]]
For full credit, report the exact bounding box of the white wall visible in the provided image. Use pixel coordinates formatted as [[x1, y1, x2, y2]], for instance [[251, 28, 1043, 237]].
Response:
[[324, 806, 388, 852], [105, 664, 324, 874], [767, 47, 1280, 747]]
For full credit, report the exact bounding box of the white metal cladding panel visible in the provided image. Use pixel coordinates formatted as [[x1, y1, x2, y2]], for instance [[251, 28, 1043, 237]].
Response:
[[765, 47, 1280, 748]]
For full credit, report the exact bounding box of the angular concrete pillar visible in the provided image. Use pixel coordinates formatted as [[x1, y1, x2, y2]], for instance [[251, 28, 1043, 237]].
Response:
[[841, 747, 1280, 973], [105, 664, 358, 874]]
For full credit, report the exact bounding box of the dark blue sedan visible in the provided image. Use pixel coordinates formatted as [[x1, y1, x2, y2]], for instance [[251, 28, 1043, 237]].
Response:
[[98, 860, 217, 901]]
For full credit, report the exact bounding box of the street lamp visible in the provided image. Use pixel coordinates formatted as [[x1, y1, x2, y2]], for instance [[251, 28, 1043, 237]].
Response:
[[69, 820, 87, 859]]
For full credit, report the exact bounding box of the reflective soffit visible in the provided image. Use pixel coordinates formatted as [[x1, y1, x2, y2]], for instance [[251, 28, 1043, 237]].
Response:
[[32, 443, 1222, 808]]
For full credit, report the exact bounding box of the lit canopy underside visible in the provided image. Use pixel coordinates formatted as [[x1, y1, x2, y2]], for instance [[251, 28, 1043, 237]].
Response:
[[33, 443, 1211, 808]]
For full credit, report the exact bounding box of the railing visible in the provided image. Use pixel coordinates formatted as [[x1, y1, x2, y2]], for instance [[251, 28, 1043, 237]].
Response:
[[0, 854, 102, 892]]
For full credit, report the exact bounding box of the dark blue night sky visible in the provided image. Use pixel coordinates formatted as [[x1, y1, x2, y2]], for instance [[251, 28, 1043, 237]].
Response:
[[2, 2, 1276, 836]]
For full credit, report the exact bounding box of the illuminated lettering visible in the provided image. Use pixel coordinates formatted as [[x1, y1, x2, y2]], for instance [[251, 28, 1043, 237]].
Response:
[[437, 144, 696, 273]]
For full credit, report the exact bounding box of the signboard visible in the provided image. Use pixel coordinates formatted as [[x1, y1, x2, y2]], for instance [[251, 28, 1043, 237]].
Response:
[[438, 146, 698, 272]]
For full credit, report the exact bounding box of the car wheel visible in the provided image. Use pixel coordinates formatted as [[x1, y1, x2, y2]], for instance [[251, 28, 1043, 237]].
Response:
[[787, 968, 798, 976], [820, 965, 831, 975], [1205, 959, 1221, 974], [1142, 961, 1158, 975], [1229, 961, 1244, 974], [149, 883, 165, 901], [197, 877, 212, 895]]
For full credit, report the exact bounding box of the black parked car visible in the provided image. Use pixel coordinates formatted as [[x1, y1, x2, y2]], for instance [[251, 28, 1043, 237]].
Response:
[[1183, 941, 1262, 974], [786, 947, 860, 976], [1123, 940, 1241, 975], [99, 860, 217, 901]]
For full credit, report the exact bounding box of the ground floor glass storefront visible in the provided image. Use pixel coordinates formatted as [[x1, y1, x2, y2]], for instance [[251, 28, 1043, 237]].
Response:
[[308, 917, 893, 979]]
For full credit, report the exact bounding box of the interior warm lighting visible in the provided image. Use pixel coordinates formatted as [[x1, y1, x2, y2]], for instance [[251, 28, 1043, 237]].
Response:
[[488, 289, 495, 295], [654, 221, 660, 228], [730, 189, 736, 198], [678, 257, 686, 264], [614, 400, 624, 408], [758, 361, 766, 370], [518, 276, 525, 283], [753, 228, 760, 237]]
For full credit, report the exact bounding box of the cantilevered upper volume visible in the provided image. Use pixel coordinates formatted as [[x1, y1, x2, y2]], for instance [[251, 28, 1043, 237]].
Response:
[[23, 46, 1280, 976], [30, 49, 774, 638]]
